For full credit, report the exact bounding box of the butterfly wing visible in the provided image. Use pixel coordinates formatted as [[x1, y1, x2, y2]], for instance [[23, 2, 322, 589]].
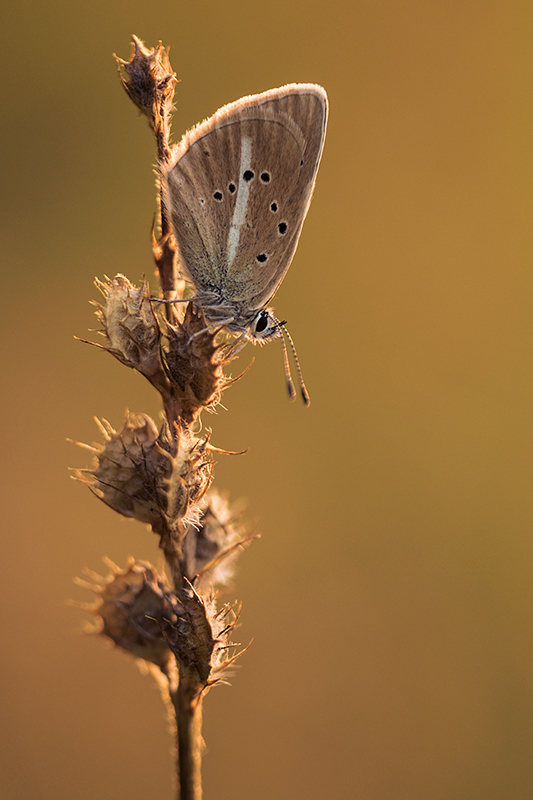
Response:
[[162, 84, 328, 309]]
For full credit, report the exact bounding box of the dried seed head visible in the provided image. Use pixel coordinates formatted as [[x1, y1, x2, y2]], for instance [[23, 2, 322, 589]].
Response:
[[74, 413, 214, 537], [164, 303, 233, 421], [77, 560, 246, 688], [181, 489, 252, 587], [94, 275, 164, 382], [167, 589, 247, 688], [78, 412, 172, 530], [167, 584, 215, 683], [164, 422, 214, 531], [82, 558, 177, 671], [115, 36, 176, 141]]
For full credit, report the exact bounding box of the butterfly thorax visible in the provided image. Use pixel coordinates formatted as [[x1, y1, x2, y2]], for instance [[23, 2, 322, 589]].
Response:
[[189, 289, 281, 342]]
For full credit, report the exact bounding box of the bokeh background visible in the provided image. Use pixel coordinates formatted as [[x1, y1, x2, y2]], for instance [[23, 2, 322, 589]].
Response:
[[2, 1, 533, 798]]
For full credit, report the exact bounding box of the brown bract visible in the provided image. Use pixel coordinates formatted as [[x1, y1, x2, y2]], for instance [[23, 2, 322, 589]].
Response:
[[164, 302, 234, 421], [94, 275, 164, 381]]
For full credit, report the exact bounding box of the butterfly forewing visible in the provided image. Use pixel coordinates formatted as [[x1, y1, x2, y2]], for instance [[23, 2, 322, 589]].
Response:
[[163, 84, 328, 311]]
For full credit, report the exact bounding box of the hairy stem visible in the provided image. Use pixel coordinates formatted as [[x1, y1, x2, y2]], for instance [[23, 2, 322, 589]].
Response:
[[172, 672, 204, 800]]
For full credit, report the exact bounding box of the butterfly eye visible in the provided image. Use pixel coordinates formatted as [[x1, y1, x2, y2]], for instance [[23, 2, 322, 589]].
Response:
[[252, 310, 280, 341], [255, 312, 269, 333]]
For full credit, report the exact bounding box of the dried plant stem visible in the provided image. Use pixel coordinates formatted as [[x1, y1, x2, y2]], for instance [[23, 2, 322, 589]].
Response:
[[75, 37, 256, 800], [172, 676, 204, 800]]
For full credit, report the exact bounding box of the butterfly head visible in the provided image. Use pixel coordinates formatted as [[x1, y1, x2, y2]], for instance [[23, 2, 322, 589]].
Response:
[[249, 308, 283, 342], [248, 310, 310, 406]]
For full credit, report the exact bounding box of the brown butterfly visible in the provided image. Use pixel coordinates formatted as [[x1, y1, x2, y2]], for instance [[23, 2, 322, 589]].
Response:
[[161, 84, 328, 403]]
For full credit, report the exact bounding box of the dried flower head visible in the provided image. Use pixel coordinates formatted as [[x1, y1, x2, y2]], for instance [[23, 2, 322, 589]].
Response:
[[115, 35, 176, 158], [75, 413, 171, 531], [181, 489, 253, 588], [74, 412, 214, 539], [79, 558, 176, 672], [167, 583, 216, 683], [163, 421, 214, 532], [93, 275, 164, 382], [163, 303, 234, 421], [166, 584, 246, 687]]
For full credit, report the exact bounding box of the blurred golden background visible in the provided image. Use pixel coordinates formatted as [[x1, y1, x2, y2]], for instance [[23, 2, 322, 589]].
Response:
[[2, 1, 533, 798]]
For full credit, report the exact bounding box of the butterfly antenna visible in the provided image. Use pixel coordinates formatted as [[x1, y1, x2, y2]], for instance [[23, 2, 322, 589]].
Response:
[[278, 324, 296, 401], [278, 321, 310, 406]]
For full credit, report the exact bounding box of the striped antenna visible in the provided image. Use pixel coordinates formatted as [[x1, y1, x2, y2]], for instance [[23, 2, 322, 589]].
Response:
[[276, 320, 310, 406]]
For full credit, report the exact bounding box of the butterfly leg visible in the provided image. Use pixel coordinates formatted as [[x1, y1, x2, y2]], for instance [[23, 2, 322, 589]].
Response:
[[186, 317, 236, 347], [225, 331, 251, 357]]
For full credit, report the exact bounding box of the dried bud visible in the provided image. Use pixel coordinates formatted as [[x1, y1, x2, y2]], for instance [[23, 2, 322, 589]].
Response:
[[77, 559, 245, 687], [167, 589, 246, 686], [115, 36, 176, 161], [74, 413, 213, 536], [94, 275, 165, 382], [181, 489, 252, 587], [77, 413, 171, 530], [167, 585, 215, 683], [164, 422, 213, 530], [81, 558, 176, 671], [164, 303, 233, 422]]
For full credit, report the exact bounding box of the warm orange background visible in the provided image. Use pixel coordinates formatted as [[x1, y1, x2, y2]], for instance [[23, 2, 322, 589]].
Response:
[[2, 2, 533, 798]]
